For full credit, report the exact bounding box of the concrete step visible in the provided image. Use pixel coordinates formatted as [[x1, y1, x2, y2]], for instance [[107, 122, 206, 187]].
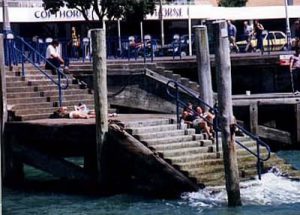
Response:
[[145, 134, 204, 146], [161, 145, 214, 158], [125, 118, 173, 128], [19, 113, 54, 121], [127, 124, 178, 135], [6, 80, 70, 88], [5, 74, 74, 82], [7, 88, 91, 99], [6, 86, 40, 93], [152, 140, 213, 152], [214, 140, 257, 151], [165, 152, 220, 164], [10, 98, 94, 111], [199, 169, 258, 187], [6, 84, 82, 94], [136, 128, 195, 140], [7, 91, 41, 99], [8, 94, 94, 106], [7, 96, 48, 104], [45, 94, 94, 103], [186, 158, 257, 176], [11, 102, 53, 110]]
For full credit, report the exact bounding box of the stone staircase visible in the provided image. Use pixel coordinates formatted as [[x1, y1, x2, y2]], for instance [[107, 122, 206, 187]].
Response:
[[6, 65, 97, 121], [69, 62, 203, 94], [125, 118, 300, 187]]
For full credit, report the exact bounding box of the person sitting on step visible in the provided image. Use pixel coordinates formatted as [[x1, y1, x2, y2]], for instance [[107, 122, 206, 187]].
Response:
[[181, 103, 214, 139]]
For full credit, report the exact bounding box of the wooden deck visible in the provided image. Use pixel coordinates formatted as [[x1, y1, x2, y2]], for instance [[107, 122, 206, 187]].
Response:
[[232, 92, 300, 106]]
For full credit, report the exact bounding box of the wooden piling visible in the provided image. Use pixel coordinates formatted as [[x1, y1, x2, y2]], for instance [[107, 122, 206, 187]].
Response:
[[91, 29, 108, 184], [0, 34, 6, 210], [249, 103, 258, 135], [296, 103, 300, 144], [213, 20, 242, 207], [194, 25, 214, 109]]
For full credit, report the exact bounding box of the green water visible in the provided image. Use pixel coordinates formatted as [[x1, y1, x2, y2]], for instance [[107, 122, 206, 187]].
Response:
[[3, 151, 300, 215]]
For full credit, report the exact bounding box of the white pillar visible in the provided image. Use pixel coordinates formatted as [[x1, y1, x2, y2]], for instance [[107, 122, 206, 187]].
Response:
[[284, 0, 291, 50], [188, 5, 192, 56], [3, 0, 11, 33]]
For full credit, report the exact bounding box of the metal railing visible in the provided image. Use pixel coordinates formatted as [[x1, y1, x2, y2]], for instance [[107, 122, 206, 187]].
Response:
[[8, 36, 69, 107], [235, 124, 271, 179], [165, 79, 271, 179]]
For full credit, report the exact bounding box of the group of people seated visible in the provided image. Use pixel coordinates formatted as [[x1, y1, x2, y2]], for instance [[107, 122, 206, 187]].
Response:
[[181, 102, 215, 139]]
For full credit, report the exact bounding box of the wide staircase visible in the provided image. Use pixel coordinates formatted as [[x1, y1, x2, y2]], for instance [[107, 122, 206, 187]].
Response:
[[6, 65, 96, 121], [125, 118, 300, 187]]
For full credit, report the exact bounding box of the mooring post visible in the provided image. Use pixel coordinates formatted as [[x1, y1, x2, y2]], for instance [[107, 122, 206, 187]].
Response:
[[295, 103, 300, 144], [249, 103, 258, 135], [194, 25, 213, 109], [213, 20, 242, 207], [91, 29, 108, 185], [0, 34, 7, 213]]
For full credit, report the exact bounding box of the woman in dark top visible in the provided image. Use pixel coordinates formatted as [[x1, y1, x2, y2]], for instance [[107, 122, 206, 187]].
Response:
[[254, 20, 264, 52]]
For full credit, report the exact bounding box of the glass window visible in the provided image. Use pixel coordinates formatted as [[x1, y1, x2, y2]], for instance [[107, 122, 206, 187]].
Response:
[[275, 33, 285, 39], [267, 33, 275, 40]]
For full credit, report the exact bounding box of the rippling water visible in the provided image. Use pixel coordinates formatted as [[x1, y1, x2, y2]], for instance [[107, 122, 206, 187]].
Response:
[[3, 151, 300, 215]]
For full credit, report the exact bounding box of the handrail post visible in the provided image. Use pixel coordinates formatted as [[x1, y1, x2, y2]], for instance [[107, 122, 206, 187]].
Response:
[[58, 71, 62, 107], [256, 140, 261, 180], [151, 40, 154, 62], [143, 40, 146, 63], [214, 113, 219, 153], [175, 83, 180, 125], [21, 40, 25, 77]]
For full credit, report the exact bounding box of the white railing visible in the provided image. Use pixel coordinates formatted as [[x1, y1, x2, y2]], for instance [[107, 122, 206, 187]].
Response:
[[7, 0, 43, 7]]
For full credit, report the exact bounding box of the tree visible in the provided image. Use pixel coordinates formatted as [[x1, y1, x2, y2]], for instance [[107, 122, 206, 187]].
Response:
[[42, 0, 157, 27], [218, 0, 248, 7]]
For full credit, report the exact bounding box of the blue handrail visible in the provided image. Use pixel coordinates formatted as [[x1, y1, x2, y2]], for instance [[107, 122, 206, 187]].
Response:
[[165, 79, 271, 180], [10, 36, 69, 107]]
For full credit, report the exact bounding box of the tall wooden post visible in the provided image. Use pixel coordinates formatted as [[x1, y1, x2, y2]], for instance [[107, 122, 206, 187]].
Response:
[[194, 25, 213, 109], [295, 103, 300, 144], [213, 21, 242, 207], [249, 103, 258, 135], [91, 29, 108, 184], [0, 34, 7, 213]]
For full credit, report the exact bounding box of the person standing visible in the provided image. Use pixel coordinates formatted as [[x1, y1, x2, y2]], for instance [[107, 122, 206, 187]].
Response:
[[227, 20, 239, 53], [45, 39, 64, 75], [254, 20, 264, 53], [294, 20, 300, 49], [243, 21, 253, 52], [290, 48, 300, 94], [71, 26, 80, 58]]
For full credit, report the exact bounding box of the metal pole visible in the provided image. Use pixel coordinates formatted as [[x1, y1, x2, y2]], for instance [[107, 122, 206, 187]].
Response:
[[117, 19, 122, 57], [188, 5, 192, 56], [3, 0, 11, 34], [140, 21, 144, 43], [159, 0, 165, 47], [284, 0, 291, 50]]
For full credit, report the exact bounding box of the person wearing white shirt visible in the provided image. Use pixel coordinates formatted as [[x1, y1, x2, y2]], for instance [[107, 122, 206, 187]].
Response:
[[45, 39, 65, 74]]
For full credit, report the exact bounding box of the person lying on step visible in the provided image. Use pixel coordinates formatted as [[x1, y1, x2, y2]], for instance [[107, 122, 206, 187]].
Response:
[[51, 106, 95, 119]]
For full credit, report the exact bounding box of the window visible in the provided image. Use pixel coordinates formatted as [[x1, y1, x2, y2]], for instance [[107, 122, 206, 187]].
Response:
[[275, 32, 285, 39]]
